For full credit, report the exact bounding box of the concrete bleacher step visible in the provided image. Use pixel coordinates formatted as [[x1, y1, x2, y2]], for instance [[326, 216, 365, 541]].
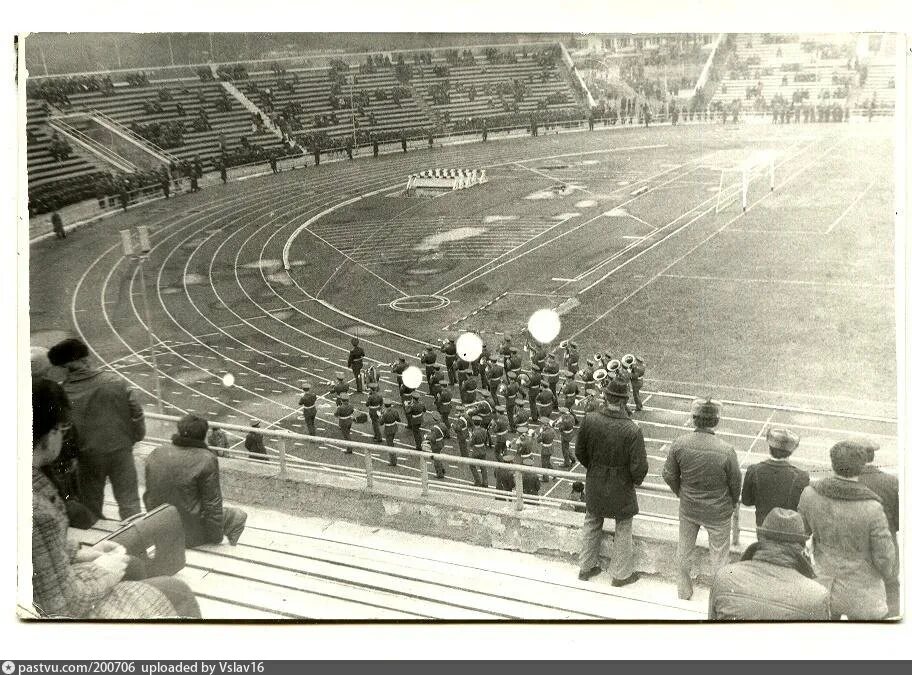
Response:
[[78, 495, 707, 620]]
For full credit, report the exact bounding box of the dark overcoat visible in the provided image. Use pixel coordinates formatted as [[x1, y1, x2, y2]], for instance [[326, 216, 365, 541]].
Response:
[[575, 405, 648, 520]]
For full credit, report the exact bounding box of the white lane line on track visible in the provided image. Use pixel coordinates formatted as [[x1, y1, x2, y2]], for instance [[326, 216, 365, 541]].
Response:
[[566, 135, 845, 338], [659, 273, 893, 289], [825, 180, 875, 235]]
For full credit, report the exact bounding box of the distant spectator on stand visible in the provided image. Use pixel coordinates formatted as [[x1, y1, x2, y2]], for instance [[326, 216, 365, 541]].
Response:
[[741, 427, 809, 527], [663, 398, 741, 600], [48, 338, 145, 521], [798, 440, 896, 619], [144, 414, 247, 547], [709, 508, 829, 620]]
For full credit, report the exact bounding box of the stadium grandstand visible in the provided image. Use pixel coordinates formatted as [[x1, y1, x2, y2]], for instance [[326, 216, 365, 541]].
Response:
[[24, 32, 900, 621]]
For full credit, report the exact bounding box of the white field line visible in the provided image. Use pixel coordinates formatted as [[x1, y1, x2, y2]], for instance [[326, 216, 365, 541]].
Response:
[[660, 273, 893, 289], [825, 180, 876, 234]]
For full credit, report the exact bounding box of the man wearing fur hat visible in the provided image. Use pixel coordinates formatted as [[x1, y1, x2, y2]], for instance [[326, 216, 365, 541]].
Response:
[[48, 337, 146, 520], [144, 415, 248, 547], [742, 427, 809, 527], [709, 508, 829, 620], [576, 378, 648, 587], [663, 398, 741, 600], [798, 440, 897, 619]]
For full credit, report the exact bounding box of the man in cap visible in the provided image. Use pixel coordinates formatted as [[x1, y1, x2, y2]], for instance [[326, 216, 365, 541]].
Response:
[[434, 382, 453, 431], [708, 509, 829, 620], [455, 355, 473, 389], [469, 415, 489, 487], [329, 373, 350, 406], [460, 375, 478, 405], [798, 440, 896, 619], [478, 344, 492, 389], [497, 335, 513, 361], [518, 446, 541, 497], [406, 392, 427, 452], [741, 427, 809, 527], [663, 398, 741, 600], [423, 421, 447, 480], [622, 354, 646, 412], [333, 394, 355, 451], [48, 337, 146, 519], [347, 338, 365, 393], [543, 354, 560, 396], [555, 407, 578, 468], [420, 345, 438, 383], [144, 414, 248, 547], [487, 405, 510, 458], [427, 363, 447, 399], [380, 401, 401, 466], [856, 438, 900, 616], [576, 378, 648, 586], [365, 382, 385, 443], [245, 420, 268, 461], [297, 382, 318, 436], [503, 372, 521, 432], [535, 382, 556, 420], [564, 341, 580, 375], [538, 417, 557, 482]]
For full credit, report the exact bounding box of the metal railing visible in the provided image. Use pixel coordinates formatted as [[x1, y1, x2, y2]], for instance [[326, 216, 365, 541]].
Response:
[[145, 411, 742, 544], [89, 109, 183, 166], [46, 117, 139, 173]]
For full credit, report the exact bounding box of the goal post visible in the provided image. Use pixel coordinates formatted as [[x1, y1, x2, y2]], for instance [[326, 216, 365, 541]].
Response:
[[715, 153, 776, 213]]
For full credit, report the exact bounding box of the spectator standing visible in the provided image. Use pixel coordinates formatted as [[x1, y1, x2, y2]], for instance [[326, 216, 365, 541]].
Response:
[[856, 438, 900, 616], [144, 415, 247, 547], [48, 338, 145, 520], [799, 440, 897, 619], [31, 380, 199, 619], [347, 337, 365, 393], [663, 398, 741, 600], [575, 379, 648, 586], [244, 420, 268, 461], [709, 509, 829, 621], [741, 427, 809, 527], [51, 211, 66, 240]]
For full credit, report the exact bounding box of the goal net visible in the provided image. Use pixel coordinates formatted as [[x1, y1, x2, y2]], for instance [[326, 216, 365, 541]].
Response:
[[715, 152, 776, 213]]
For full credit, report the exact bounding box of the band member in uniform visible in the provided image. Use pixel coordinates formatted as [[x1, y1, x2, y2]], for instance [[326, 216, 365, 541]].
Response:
[[469, 415, 489, 487], [494, 451, 516, 494], [536, 384, 556, 421], [333, 393, 355, 452], [622, 354, 646, 412], [347, 338, 365, 393], [329, 373, 350, 405], [297, 382, 318, 436], [578, 360, 595, 390], [406, 392, 426, 452], [527, 364, 543, 422], [555, 407, 578, 468], [424, 422, 447, 479], [390, 357, 407, 404], [503, 374, 521, 432], [543, 355, 560, 396], [490, 406, 510, 458], [456, 356, 473, 388], [420, 345, 438, 383], [497, 336, 513, 361], [380, 401, 401, 466], [441, 337, 458, 386], [518, 450, 541, 497], [558, 371, 579, 411], [539, 418, 557, 482], [365, 382, 384, 443], [460, 375, 478, 405], [451, 412, 472, 479], [486, 357, 504, 407], [435, 385, 453, 430], [507, 346, 523, 372], [478, 343, 492, 389]]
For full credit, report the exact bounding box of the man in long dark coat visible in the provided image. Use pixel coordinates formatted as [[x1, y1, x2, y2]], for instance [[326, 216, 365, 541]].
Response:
[[575, 379, 648, 586]]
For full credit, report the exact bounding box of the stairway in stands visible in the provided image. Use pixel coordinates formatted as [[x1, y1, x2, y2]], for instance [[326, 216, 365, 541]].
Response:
[[221, 80, 289, 144]]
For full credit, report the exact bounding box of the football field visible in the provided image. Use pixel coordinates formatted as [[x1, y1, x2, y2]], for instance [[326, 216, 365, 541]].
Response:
[[30, 120, 897, 527]]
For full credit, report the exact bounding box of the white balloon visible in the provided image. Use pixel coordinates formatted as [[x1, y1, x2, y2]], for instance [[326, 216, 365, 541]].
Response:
[[527, 308, 562, 344], [456, 331, 484, 362], [402, 365, 423, 389], [222, 373, 235, 387]]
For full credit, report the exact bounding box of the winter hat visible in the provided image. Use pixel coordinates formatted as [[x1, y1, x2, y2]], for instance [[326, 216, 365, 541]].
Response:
[[603, 378, 629, 400], [48, 338, 89, 366], [691, 398, 722, 428], [176, 414, 209, 441], [32, 379, 68, 446], [757, 508, 809, 544], [830, 440, 869, 478], [766, 427, 800, 454]]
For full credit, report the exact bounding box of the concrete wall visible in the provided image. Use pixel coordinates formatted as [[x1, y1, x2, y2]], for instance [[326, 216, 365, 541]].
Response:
[[135, 435, 751, 583]]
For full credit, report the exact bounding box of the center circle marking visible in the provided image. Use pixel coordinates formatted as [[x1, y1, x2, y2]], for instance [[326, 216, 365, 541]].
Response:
[[389, 294, 450, 313]]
